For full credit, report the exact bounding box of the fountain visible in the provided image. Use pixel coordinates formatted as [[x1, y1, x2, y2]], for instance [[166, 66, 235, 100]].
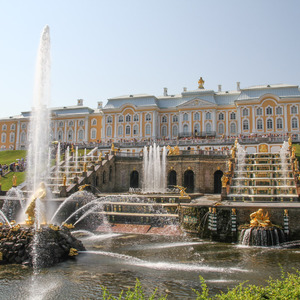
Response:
[[0, 26, 85, 268], [142, 143, 167, 193], [225, 141, 298, 202], [239, 208, 285, 246]]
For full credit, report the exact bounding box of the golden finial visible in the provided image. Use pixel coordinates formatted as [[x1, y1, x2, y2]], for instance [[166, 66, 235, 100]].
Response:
[[198, 77, 205, 89]]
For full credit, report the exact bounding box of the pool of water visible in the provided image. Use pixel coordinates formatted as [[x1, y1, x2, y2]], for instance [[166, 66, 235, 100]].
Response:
[[0, 232, 299, 299]]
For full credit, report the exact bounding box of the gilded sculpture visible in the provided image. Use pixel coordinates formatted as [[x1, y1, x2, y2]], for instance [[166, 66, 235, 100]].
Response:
[[221, 175, 229, 187], [198, 77, 205, 89], [174, 185, 191, 199], [250, 209, 272, 228]]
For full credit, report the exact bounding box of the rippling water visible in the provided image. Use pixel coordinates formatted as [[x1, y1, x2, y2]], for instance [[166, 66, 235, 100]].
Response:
[[0, 232, 299, 299]]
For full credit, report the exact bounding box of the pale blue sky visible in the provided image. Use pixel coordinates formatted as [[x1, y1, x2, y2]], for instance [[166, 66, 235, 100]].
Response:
[[0, 0, 300, 118]]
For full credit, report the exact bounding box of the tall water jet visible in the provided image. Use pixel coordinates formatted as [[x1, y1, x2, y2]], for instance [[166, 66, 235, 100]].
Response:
[[142, 143, 167, 193], [26, 26, 51, 224]]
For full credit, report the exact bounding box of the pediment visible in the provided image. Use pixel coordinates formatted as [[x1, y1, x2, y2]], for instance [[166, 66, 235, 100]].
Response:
[[177, 98, 215, 108]]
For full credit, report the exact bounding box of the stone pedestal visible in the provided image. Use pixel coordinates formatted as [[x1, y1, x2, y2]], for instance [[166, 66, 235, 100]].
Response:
[[60, 185, 67, 197]]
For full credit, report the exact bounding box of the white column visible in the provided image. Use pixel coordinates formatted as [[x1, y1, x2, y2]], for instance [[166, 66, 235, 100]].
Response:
[[252, 105, 256, 133], [139, 113, 142, 138], [179, 111, 183, 135], [54, 121, 58, 140], [64, 122, 67, 142], [152, 111, 157, 139], [16, 120, 20, 150], [284, 104, 288, 133], [102, 116, 106, 141], [168, 114, 171, 138], [85, 116, 88, 142], [74, 120, 77, 142], [226, 112, 229, 135], [212, 109, 216, 132], [114, 114, 117, 140], [202, 112, 205, 135], [237, 107, 241, 134]]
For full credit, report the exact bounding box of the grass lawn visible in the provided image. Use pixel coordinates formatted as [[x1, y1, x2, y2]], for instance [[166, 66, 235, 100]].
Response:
[[1, 172, 26, 191], [0, 150, 26, 166], [294, 143, 300, 161]]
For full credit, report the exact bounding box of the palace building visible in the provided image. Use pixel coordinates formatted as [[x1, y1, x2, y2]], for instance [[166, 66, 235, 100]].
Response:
[[0, 78, 299, 150]]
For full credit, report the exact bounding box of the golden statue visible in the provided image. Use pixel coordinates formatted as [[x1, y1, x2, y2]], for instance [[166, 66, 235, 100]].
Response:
[[174, 146, 180, 155], [167, 145, 180, 156], [234, 138, 238, 148], [49, 224, 60, 231], [83, 163, 87, 172], [292, 146, 296, 158], [63, 174, 67, 186], [12, 174, 17, 187], [232, 208, 236, 215], [175, 185, 191, 199], [294, 159, 299, 171], [250, 209, 272, 228], [284, 209, 288, 217], [288, 136, 292, 147], [198, 77, 205, 89], [25, 182, 47, 225], [228, 160, 232, 172], [63, 223, 75, 229], [221, 175, 229, 187], [259, 144, 268, 153], [231, 146, 236, 159], [111, 143, 115, 153], [78, 184, 90, 191], [69, 248, 78, 256], [98, 151, 103, 162]]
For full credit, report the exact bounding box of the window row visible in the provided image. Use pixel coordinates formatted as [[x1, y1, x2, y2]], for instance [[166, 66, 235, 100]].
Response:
[[242, 105, 298, 117], [242, 117, 299, 130]]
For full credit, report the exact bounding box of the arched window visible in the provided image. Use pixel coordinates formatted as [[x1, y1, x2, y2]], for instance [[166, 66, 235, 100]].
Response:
[[10, 132, 15, 143], [276, 118, 283, 129], [267, 118, 273, 129], [162, 115, 167, 123], [205, 112, 211, 120], [183, 124, 189, 135], [125, 125, 131, 135], [78, 129, 84, 140], [266, 107, 273, 115], [102, 171, 106, 184], [68, 130, 73, 141], [134, 114, 139, 122], [194, 123, 200, 135], [146, 113, 151, 121], [205, 123, 212, 133], [173, 115, 178, 122], [161, 125, 167, 137], [230, 112, 236, 120], [69, 120, 74, 126], [106, 126, 112, 137], [218, 113, 224, 120], [2, 125, 7, 131], [243, 119, 249, 130], [58, 130, 63, 141], [21, 132, 26, 143], [125, 114, 131, 122], [107, 116, 113, 123], [58, 121, 64, 127], [172, 125, 178, 137], [91, 119, 97, 126], [183, 113, 189, 121], [118, 126, 123, 136], [230, 123, 236, 134], [276, 107, 283, 115], [91, 128, 97, 139], [257, 119, 263, 130], [291, 106, 298, 114], [145, 124, 151, 135], [10, 124, 15, 130], [256, 107, 263, 116], [133, 124, 139, 135], [109, 166, 113, 182], [1, 133, 6, 143], [242, 108, 249, 117], [194, 112, 200, 121], [118, 115, 124, 122], [292, 117, 298, 129], [218, 123, 224, 134], [79, 120, 84, 126]]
